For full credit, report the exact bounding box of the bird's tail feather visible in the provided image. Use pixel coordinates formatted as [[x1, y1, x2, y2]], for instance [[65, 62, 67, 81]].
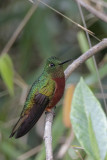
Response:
[[15, 103, 47, 138], [9, 116, 28, 138], [9, 94, 49, 138]]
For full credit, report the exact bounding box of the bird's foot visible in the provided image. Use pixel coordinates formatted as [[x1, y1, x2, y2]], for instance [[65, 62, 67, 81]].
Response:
[[45, 107, 56, 117]]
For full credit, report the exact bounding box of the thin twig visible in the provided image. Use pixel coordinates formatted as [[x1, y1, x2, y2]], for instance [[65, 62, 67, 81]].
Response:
[[37, 0, 93, 35], [17, 145, 41, 160], [95, 93, 107, 99], [1, 2, 39, 55], [76, 2, 107, 113], [90, 0, 107, 8], [75, 150, 84, 160], [44, 38, 107, 160], [57, 131, 74, 159], [28, 0, 101, 41], [74, 0, 107, 23], [72, 146, 84, 150], [30, 0, 101, 41]]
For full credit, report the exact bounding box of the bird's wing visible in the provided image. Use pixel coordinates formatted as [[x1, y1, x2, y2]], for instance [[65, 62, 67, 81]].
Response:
[[9, 93, 49, 138]]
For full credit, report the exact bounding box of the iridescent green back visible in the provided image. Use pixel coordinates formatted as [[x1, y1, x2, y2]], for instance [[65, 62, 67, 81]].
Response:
[[21, 72, 55, 115]]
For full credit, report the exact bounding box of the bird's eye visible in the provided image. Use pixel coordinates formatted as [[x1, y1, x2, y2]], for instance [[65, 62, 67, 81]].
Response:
[[49, 63, 55, 67]]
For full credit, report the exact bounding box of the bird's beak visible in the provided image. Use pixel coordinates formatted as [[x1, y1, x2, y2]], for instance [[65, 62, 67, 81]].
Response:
[[59, 59, 72, 65]]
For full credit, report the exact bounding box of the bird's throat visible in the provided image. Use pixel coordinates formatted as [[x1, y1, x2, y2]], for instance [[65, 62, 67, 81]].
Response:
[[51, 69, 65, 79]]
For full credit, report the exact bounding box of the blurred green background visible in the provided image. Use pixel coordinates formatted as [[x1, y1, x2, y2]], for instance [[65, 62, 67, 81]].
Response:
[[0, 0, 107, 159]]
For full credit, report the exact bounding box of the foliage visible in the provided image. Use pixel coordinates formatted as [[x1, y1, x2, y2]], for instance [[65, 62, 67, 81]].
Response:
[[0, 54, 14, 95], [0, 0, 107, 159], [77, 31, 95, 74], [71, 78, 107, 160]]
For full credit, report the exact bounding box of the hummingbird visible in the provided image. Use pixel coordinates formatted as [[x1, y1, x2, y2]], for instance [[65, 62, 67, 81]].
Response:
[[10, 56, 71, 138]]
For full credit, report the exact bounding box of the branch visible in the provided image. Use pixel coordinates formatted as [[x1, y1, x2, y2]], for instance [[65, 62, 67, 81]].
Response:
[[65, 38, 107, 79], [44, 109, 55, 160], [44, 38, 107, 160], [74, 0, 107, 23]]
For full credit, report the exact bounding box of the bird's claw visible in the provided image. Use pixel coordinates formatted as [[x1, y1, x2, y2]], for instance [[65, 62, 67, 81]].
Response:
[[45, 107, 56, 117]]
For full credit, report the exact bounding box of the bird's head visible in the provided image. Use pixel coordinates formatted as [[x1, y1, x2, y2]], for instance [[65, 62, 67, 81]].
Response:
[[44, 56, 71, 78]]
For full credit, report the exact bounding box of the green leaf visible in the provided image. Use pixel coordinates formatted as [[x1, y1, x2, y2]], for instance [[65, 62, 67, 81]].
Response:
[[77, 31, 95, 74], [0, 54, 14, 95], [104, 153, 107, 160], [88, 116, 100, 160], [85, 155, 94, 160], [71, 78, 107, 160]]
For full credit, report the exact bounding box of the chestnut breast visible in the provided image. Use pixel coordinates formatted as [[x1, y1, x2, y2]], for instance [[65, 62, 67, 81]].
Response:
[[48, 76, 65, 109]]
